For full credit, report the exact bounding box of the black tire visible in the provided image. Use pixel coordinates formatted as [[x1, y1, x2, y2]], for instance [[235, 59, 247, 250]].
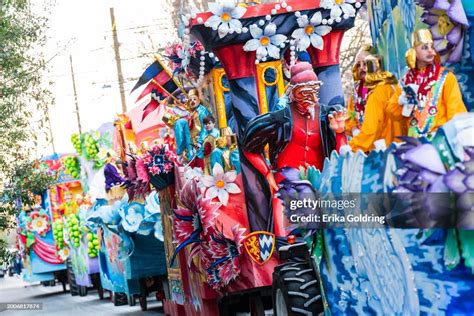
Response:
[[66, 259, 79, 296], [273, 262, 324, 316], [78, 285, 88, 297], [113, 292, 128, 306]]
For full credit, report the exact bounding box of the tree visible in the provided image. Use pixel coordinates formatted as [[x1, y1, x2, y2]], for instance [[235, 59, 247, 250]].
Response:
[[0, 160, 57, 231], [0, 0, 54, 231]]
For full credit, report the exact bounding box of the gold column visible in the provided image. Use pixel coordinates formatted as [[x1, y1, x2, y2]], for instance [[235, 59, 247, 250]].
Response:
[[256, 60, 285, 114]]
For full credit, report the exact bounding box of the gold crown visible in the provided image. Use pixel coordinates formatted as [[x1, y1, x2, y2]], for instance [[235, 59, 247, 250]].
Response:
[[405, 29, 440, 69], [411, 29, 434, 47], [365, 55, 385, 74], [352, 45, 377, 81]]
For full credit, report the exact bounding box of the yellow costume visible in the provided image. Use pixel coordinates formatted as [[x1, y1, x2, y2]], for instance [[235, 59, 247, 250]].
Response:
[[349, 55, 404, 152], [387, 69, 466, 135], [386, 29, 467, 138], [349, 85, 403, 152]]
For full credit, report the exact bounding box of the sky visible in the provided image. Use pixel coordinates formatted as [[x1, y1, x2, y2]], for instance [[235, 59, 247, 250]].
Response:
[[36, 0, 178, 157]]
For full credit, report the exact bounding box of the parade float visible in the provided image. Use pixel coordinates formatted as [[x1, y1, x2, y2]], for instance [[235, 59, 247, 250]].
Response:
[[121, 0, 474, 315], [86, 192, 167, 310], [77, 110, 170, 310], [59, 123, 115, 297], [14, 0, 474, 314], [17, 154, 83, 288]]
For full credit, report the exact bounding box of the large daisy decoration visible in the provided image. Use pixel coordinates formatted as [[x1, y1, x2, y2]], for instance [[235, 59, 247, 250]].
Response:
[[321, 0, 358, 21], [243, 23, 287, 61], [205, 0, 247, 38], [201, 163, 241, 206], [292, 12, 332, 51], [26, 211, 51, 236]]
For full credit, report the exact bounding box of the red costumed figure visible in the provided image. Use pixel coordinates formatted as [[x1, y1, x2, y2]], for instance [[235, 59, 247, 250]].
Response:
[[242, 62, 347, 237]]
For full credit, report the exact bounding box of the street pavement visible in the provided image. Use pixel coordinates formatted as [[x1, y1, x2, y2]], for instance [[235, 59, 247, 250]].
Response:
[[0, 275, 164, 315]]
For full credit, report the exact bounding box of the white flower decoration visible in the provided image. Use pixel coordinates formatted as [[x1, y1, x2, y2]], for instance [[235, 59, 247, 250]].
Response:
[[206, 0, 247, 38], [57, 248, 70, 261], [243, 23, 287, 60], [321, 0, 356, 20], [291, 12, 332, 51], [31, 216, 48, 234], [201, 163, 241, 206]]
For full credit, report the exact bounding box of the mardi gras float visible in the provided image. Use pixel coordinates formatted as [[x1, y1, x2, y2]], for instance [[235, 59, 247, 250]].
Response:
[[51, 123, 115, 297], [77, 112, 170, 309], [16, 153, 84, 288], [113, 0, 364, 314], [49, 0, 472, 314], [67, 122, 166, 307]]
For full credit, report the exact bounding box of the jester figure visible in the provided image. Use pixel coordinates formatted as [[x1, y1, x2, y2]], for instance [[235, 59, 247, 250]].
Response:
[[166, 89, 211, 163], [387, 29, 467, 138], [242, 62, 347, 237]]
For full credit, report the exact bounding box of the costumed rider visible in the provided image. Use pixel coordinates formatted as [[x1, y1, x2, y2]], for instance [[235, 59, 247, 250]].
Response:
[[195, 115, 220, 160], [348, 55, 405, 152], [163, 94, 193, 160], [242, 62, 347, 237], [164, 88, 211, 166], [387, 29, 467, 139], [345, 44, 377, 138], [188, 88, 212, 150], [103, 152, 126, 204], [211, 128, 241, 174]]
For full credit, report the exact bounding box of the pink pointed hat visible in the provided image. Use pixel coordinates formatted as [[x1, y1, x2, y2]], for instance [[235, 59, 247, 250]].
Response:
[[290, 62, 320, 86]]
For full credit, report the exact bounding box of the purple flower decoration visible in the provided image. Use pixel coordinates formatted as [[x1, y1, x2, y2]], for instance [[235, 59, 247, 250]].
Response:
[[444, 148, 474, 228], [419, 0, 469, 64], [394, 140, 449, 193]]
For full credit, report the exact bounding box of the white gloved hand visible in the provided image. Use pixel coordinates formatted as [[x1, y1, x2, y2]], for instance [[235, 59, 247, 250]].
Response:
[[352, 128, 361, 137], [398, 90, 409, 106], [399, 90, 415, 117]]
